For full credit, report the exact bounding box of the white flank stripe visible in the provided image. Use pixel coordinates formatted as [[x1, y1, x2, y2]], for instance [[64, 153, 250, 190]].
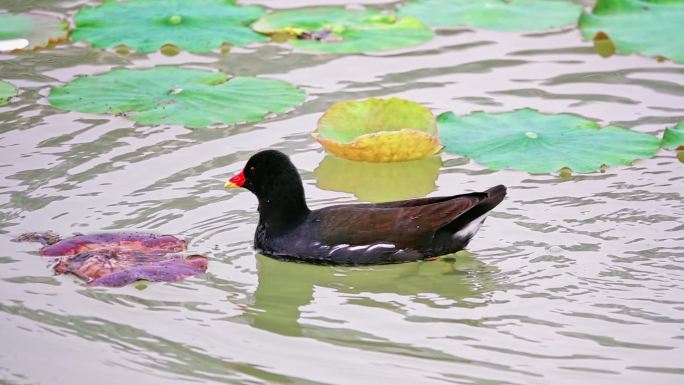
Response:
[[454, 214, 488, 239]]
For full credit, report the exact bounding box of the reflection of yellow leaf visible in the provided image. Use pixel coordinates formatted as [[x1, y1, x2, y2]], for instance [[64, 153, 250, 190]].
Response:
[[313, 129, 442, 162], [315, 154, 441, 202]]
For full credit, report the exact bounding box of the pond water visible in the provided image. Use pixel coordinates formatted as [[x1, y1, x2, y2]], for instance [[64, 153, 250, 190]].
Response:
[[1, 1, 683, 384]]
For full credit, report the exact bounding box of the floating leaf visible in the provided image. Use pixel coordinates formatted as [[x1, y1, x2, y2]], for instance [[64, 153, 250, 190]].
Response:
[[438, 108, 660, 173], [252, 7, 434, 53], [0, 12, 68, 52], [315, 155, 441, 202], [558, 166, 573, 179], [397, 0, 582, 31], [40, 233, 187, 256], [71, 0, 266, 53], [662, 121, 684, 150], [593, 31, 616, 58], [0, 80, 17, 105], [13, 231, 61, 245], [49, 67, 305, 128], [580, 0, 684, 63], [17, 232, 208, 287], [313, 97, 441, 162]]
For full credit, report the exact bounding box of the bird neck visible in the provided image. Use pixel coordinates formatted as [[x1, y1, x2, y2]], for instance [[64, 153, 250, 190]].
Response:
[[256, 182, 310, 233]]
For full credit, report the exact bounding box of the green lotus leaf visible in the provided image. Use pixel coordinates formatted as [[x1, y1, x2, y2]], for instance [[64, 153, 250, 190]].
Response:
[[315, 155, 441, 202], [0, 13, 69, 52], [580, 0, 684, 63], [313, 97, 441, 162], [0, 81, 17, 105], [438, 108, 660, 174], [49, 67, 305, 128], [662, 121, 684, 150], [71, 0, 267, 53], [397, 0, 582, 31], [252, 7, 434, 53]]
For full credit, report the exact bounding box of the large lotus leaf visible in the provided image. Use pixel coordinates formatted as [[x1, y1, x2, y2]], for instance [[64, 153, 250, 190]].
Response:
[[252, 7, 434, 53], [662, 121, 684, 150], [71, 0, 267, 53], [315, 155, 440, 202], [49, 67, 305, 128], [397, 0, 582, 31], [0, 81, 17, 105], [438, 108, 660, 174], [313, 97, 441, 162], [0, 13, 69, 52], [580, 0, 684, 63], [17, 232, 208, 287]]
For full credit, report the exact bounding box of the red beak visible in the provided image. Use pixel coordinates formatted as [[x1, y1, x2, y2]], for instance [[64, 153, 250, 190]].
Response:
[[225, 170, 246, 189]]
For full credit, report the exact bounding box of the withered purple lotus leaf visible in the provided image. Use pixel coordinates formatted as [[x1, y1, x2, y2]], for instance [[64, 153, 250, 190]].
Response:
[[53, 251, 208, 287], [21, 232, 207, 287], [40, 232, 187, 256]]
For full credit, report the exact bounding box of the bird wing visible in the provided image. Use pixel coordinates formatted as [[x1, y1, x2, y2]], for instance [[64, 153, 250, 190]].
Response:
[[312, 193, 486, 248]]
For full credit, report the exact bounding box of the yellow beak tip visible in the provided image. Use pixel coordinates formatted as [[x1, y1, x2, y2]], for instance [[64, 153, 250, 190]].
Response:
[[224, 181, 239, 189]]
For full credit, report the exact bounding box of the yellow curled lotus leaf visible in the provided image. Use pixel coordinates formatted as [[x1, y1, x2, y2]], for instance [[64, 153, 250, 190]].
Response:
[[314, 97, 442, 162], [312, 129, 442, 162]]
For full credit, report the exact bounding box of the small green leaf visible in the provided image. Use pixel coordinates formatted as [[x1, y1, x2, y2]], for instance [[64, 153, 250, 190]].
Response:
[[580, 0, 684, 63], [49, 67, 305, 129], [0, 12, 68, 52], [559, 167, 573, 179], [593, 31, 616, 58], [662, 121, 684, 150], [71, 0, 267, 53], [398, 0, 582, 31], [252, 7, 434, 53], [438, 108, 661, 173], [0, 80, 17, 105]]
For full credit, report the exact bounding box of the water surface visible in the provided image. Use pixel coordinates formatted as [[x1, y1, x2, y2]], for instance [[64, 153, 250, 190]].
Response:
[[1, 1, 683, 384]]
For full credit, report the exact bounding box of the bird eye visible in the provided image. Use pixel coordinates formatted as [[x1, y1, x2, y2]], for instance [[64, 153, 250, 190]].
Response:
[[250, 166, 256, 172]]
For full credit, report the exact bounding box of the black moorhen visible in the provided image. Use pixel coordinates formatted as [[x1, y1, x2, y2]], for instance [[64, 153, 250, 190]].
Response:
[[225, 150, 506, 265]]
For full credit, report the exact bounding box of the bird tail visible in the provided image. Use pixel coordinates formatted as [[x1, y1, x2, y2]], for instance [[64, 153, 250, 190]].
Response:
[[441, 185, 507, 234], [481, 184, 507, 213]]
